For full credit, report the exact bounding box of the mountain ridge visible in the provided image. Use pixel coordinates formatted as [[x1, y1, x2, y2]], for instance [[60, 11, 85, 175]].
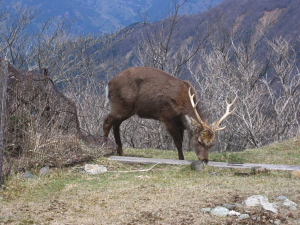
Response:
[[108, 0, 300, 68], [2, 0, 223, 34]]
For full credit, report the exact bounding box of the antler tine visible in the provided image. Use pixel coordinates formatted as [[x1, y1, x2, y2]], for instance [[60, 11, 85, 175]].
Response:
[[188, 87, 204, 125], [213, 95, 238, 131]]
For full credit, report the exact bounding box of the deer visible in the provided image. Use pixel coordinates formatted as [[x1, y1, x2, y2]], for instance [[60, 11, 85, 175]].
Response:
[[103, 67, 237, 163]]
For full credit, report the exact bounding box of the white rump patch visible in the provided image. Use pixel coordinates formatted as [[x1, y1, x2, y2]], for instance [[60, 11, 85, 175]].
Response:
[[104, 85, 110, 108]]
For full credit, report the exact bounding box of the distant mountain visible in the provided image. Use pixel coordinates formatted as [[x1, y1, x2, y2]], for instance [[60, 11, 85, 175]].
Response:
[[216, 0, 300, 40], [2, 0, 223, 34], [108, 0, 300, 68]]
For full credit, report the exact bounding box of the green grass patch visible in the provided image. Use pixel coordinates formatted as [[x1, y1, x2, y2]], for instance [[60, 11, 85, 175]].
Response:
[[210, 137, 300, 165]]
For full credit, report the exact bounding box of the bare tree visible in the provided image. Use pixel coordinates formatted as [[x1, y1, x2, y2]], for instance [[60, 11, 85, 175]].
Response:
[[133, 0, 212, 76], [188, 28, 299, 152], [0, 2, 39, 68]]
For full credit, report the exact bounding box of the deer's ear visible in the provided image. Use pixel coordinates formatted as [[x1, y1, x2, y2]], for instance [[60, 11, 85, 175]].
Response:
[[185, 115, 202, 133]]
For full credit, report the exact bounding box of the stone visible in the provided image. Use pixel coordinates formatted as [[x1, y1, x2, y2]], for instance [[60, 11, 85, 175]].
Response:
[[238, 214, 250, 220], [23, 171, 36, 179], [282, 199, 297, 210], [244, 195, 268, 207], [274, 220, 281, 225], [222, 204, 236, 210], [84, 164, 107, 175], [201, 208, 211, 213], [210, 172, 217, 176], [244, 195, 278, 213], [277, 196, 288, 200], [251, 166, 270, 174], [262, 201, 278, 213], [210, 206, 230, 216], [252, 216, 261, 221], [191, 161, 205, 171], [228, 210, 241, 216], [294, 219, 300, 224], [39, 166, 50, 176], [291, 170, 300, 178]]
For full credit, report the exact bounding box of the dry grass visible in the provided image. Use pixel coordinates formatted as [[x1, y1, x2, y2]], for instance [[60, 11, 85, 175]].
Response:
[[0, 137, 299, 225]]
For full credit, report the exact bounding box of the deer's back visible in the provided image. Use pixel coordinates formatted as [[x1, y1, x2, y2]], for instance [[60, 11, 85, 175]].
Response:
[[108, 67, 192, 120]]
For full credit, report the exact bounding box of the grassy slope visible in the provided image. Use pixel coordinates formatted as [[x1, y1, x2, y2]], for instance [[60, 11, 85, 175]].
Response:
[[0, 137, 299, 224]]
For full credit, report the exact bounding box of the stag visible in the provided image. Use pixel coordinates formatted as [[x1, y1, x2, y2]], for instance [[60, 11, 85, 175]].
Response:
[[103, 67, 237, 162]]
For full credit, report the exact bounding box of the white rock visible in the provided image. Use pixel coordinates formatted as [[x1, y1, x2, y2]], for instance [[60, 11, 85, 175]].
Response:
[[277, 196, 288, 200], [294, 219, 300, 224], [244, 195, 268, 207], [283, 199, 297, 210], [244, 195, 277, 213], [210, 206, 230, 216], [274, 219, 281, 225], [201, 208, 211, 213], [84, 164, 107, 175], [228, 210, 241, 216], [239, 214, 250, 220], [263, 202, 278, 213]]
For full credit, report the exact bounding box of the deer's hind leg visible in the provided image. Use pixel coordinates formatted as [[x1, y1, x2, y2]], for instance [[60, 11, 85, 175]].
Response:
[[103, 114, 127, 156], [103, 105, 133, 156]]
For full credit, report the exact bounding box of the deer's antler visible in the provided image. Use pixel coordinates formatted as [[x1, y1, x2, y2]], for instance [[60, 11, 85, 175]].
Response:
[[212, 95, 237, 131], [188, 87, 204, 126]]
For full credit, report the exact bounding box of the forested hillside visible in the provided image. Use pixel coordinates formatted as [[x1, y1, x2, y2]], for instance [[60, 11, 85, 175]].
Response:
[[109, 0, 300, 68], [0, 0, 299, 161]]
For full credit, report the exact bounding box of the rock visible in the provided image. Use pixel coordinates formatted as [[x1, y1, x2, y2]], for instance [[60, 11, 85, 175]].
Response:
[[201, 208, 211, 213], [191, 161, 205, 171], [262, 202, 278, 213], [251, 166, 270, 174], [238, 214, 250, 220], [252, 216, 261, 221], [274, 219, 281, 225], [244, 195, 268, 207], [294, 219, 300, 224], [228, 210, 241, 216], [277, 196, 288, 200], [282, 199, 297, 210], [244, 195, 278, 213], [39, 166, 50, 176], [291, 170, 300, 178], [222, 204, 236, 210], [23, 171, 36, 179], [210, 172, 217, 176], [84, 164, 107, 175], [210, 206, 230, 216]]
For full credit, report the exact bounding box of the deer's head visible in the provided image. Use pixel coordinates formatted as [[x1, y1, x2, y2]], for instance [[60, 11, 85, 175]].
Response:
[[185, 88, 237, 163]]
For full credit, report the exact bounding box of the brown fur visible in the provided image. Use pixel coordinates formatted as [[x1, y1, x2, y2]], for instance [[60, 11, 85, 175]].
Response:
[[103, 67, 220, 161]]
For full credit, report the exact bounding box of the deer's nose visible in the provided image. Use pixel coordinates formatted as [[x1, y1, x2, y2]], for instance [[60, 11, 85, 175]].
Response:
[[202, 159, 208, 164]]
